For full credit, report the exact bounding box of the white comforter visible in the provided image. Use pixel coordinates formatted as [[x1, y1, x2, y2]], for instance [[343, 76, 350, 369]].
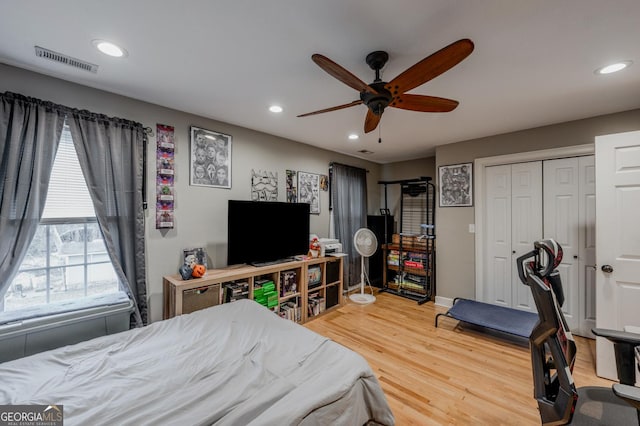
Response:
[[0, 299, 394, 425]]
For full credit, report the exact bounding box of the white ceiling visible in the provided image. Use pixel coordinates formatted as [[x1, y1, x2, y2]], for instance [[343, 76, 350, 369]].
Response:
[[1, 1, 639, 163]]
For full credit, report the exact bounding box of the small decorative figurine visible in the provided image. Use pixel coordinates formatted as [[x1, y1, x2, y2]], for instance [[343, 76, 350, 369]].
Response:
[[308, 237, 321, 258]]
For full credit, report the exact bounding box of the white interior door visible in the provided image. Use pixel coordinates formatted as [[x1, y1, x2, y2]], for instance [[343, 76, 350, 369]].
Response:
[[579, 156, 596, 337], [544, 158, 580, 330], [543, 156, 596, 336], [595, 130, 640, 380], [484, 162, 541, 310], [485, 164, 512, 306], [511, 161, 542, 312]]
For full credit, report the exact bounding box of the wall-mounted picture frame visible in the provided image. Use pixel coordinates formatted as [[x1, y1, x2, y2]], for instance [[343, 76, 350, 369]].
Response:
[[438, 162, 473, 207], [286, 170, 297, 202], [297, 171, 320, 214], [190, 126, 232, 189]]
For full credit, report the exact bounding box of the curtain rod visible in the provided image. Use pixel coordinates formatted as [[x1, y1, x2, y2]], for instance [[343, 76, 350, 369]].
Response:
[[328, 162, 369, 173], [2, 91, 145, 130]]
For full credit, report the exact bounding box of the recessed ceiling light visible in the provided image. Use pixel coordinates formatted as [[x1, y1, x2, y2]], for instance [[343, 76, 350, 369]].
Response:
[[269, 105, 283, 113], [348, 133, 359, 140], [92, 40, 127, 58], [595, 61, 632, 75]]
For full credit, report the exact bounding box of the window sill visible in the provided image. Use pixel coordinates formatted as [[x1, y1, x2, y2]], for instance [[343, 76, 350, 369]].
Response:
[[0, 292, 129, 326]]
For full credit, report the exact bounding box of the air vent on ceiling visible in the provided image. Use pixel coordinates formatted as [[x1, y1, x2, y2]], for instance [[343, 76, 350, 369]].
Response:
[[358, 149, 374, 154], [34, 46, 99, 73]]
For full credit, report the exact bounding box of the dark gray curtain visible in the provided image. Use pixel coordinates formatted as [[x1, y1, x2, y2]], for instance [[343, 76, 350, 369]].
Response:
[[331, 163, 367, 287], [67, 112, 147, 326], [0, 93, 65, 305]]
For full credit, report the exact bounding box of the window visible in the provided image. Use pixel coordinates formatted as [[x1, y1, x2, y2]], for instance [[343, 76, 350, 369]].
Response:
[[2, 126, 120, 313]]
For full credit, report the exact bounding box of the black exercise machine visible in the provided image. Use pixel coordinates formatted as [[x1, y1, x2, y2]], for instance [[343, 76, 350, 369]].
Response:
[[519, 239, 640, 425]]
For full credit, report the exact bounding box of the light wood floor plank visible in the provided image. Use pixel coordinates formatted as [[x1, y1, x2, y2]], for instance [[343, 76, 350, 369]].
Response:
[[305, 292, 614, 425]]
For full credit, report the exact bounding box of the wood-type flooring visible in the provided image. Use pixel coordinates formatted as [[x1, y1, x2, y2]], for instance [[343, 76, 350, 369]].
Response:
[[305, 292, 613, 425]]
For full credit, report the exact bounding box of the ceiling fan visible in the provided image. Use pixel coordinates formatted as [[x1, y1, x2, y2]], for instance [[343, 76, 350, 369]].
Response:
[[298, 39, 474, 135]]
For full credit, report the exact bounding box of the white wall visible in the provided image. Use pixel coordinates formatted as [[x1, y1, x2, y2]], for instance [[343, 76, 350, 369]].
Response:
[[0, 63, 382, 322]]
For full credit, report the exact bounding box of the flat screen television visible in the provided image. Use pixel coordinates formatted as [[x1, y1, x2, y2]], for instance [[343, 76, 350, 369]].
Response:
[[227, 200, 310, 266]]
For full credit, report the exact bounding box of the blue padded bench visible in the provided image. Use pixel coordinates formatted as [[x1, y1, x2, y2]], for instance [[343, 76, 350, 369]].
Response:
[[435, 297, 539, 338]]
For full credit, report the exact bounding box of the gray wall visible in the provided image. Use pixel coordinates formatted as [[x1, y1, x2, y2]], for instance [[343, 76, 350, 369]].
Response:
[[435, 109, 640, 300], [0, 63, 382, 322], [6, 61, 640, 317]]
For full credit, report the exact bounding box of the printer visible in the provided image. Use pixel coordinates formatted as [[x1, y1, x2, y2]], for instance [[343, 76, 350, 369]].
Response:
[[319, 238, 342, 256]]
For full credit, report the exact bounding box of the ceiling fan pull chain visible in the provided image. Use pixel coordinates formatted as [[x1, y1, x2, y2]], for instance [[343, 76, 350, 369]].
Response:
[[378, 119, 382, 143]]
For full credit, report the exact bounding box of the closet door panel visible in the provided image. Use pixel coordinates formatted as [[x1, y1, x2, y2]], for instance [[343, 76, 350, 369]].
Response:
[[485, 165, 512, 306], [579, 156, 596, 336], [511, 161, 542, 312], [544, 158, 580, 330]]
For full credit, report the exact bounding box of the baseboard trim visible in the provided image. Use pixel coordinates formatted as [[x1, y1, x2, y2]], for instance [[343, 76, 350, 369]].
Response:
[[435, 296, 454, 308]]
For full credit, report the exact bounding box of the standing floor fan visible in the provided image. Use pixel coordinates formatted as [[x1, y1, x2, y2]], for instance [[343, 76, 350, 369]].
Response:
[[349, 228, 378, 305]]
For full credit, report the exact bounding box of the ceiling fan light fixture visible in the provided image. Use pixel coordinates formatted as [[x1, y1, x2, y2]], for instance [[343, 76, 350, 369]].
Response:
[[92, 40, 127, 58], [595, 61, 632, 75], [298, 38, 474, 134], [269, 105, 283, 113]]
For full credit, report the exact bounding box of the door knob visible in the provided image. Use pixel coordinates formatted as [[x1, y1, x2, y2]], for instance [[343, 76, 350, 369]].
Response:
[[601, 264, 614, 273]]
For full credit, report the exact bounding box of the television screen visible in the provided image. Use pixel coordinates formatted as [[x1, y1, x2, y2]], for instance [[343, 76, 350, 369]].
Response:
[[227, 200, 310, 266]]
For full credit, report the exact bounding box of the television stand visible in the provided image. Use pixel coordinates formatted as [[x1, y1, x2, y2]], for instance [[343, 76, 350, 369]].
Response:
[[250, 258, 295, 267], [163, 257, 343, 324]]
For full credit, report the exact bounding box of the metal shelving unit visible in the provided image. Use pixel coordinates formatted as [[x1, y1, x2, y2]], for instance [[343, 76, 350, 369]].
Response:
[[379, 177, 435, 304]]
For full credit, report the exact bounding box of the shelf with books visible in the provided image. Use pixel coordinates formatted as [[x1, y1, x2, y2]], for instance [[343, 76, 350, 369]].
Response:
[[382, 239, 435, 304], [378, 176, 435, 305], [307, 289, 326, 319], [279, 295, 302, 323], [163, 256, 343, 322], [304, 256, 342, 320]]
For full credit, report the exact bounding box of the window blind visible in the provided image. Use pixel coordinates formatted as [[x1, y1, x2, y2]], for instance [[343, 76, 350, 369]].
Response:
[[42, 126, 96, 219]]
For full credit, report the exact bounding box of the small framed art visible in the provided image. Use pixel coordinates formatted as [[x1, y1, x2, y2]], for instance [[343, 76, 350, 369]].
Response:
[[438, 162, 473, 207], [297, 171, 320, 214]]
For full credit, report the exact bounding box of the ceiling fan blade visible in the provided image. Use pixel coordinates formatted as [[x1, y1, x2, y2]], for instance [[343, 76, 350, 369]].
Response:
[[297, 100, 363, 117], [391, 94, 459, 112], [312, 54, 378, 94], [387, 39, 474, 94], [364, 110, 381, 133]]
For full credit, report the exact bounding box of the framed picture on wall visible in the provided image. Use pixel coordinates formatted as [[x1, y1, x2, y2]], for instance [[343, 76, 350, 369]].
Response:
[[438, 162, 473, 207], [190, 126, 232, 189], [297, 171, 320, 214]]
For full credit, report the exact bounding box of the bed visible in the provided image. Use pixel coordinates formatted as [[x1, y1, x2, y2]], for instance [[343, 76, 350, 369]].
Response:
[[0, 299, 394, 425]]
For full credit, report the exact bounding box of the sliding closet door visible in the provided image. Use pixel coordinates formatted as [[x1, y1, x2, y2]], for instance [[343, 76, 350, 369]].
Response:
[[511, 162, 542, 312], [543, 156, 595, 336], [485, 165, 512, 307], [579, 156, 596, 337], [544, 158, 580, 330], [484, 161, 541, 311]]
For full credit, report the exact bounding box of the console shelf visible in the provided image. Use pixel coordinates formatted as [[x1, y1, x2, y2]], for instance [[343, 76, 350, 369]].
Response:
[[163, 256, 343, 324]]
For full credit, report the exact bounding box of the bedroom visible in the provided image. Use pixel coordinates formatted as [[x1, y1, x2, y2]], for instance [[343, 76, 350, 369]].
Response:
[[2, 1, 640, 425]]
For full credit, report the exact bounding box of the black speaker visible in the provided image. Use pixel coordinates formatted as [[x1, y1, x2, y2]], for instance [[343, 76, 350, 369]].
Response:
[[367, 215, 394, 287]]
